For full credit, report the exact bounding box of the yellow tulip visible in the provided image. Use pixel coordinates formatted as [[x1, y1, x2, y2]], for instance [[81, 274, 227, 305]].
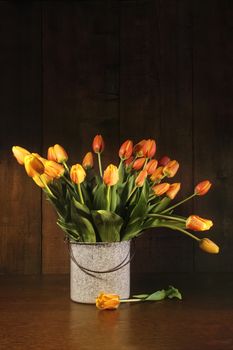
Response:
[[96, 293, 120, 310], [44, 160, 65, 179], [82, 152, 94, 170], [103, 164, 119, 186], [47, 144, 68, 163], [24, 155, 44, 177], [199, 238, 219, 254], [70, 164, 86, 184], [33, 173, 53, 188], [12, 146, 30, 165]]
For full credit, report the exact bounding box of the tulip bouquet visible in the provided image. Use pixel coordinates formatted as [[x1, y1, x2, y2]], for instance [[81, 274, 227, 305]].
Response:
[[12, 135, 219, 254]]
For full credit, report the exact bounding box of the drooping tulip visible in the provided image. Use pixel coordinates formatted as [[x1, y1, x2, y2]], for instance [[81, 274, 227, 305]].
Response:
[[194, 180, 212, 196], [47, 144, 68, 163], [150, 166, 164, 182], [132, 158, 146, 171], [152, 183, 170, 196], [145, 159, 158, 175], [70, 164, 86, 184], [186, 215, 213, 231], [96, 293, 120, 310], [12, 146, 30, 165], [44, 160, 65, 179], [163, 160, 179, 178], [33, 173, 53, 188], [92, 134, 104, 153], [158, 155, 170, 167], [82, 152, 94, 170], [24, 154, 44, 177], [142, 139, 156, 158], [103, 164, 119, 186], [135, 170, 148, 187], [119, 140, 133, 160], [166, 183, 181, 200], [133, 140, 146, 157], [199, 238, 219, 254]]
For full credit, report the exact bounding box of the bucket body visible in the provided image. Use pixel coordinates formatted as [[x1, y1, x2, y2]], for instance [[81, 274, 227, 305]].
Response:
[[70, 241, 130, 304]]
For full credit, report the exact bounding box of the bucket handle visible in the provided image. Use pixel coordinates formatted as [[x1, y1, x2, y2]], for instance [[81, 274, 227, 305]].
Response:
[[66, 239, 136, 279]]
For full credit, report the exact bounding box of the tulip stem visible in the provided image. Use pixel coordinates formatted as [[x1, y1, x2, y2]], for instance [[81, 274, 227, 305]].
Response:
[[156, 223, 200, 241], [62, 161, 69, 173], [77, 183, 84, 204], [97, 153, 103, 177], [120, 299, 141, 303], [147, 213, 186, 223], [126, 186, 137, 203], [143, 158, 149, 170], [161, 193, 196, 214], [40, 178, 56, 199], [107, 186, 111, 211]]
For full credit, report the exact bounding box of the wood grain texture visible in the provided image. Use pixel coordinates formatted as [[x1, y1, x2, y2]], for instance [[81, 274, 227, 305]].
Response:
[[0, 3, 42, 273]]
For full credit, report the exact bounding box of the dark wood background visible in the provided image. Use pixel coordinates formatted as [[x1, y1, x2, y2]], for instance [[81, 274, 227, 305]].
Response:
[[0, 0, 232, 274]]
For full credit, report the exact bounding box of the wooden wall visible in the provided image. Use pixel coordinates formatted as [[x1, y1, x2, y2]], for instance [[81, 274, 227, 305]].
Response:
[[0, 0, 232, 274]]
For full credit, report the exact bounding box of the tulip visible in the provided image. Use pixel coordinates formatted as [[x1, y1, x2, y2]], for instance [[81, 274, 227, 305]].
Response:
[[24, 154, 44, 177], [158, 155, 171, 167], [32, 153, 47, 165], [142, 139, 156, 158], [70, 164, 86, 184], [166, 183, 181, 200], [96, 293, 120, 310], [145, 159, 158, 175], [12, 146, 30, 165], [135, 170, 148, 187], [152, 183, 170, 196], [103, 164, 119, 187], [150, 166, 164, 182], [47, 144, 68, 163], [82, 152, 94, 170], [132, 158, 146, 171], [199, 238, 219, 254], [163, 160, 179, 178], [92, 134, 104, 153], [124, 156, 134, 168], [133, 140, 146, 157], [33, 173, 53, 188], [195, 180, 212, 196], [44, 160, 65, 179], [119, 140, 133, 160], [186, 215, 213, 231]]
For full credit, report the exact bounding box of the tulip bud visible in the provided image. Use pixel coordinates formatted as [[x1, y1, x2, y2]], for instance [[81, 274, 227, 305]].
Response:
[[124, 156, 134, 168], [132, 158, 146, 171], [195, 180, 212, 196], [33, 173, 53, 188], [186, 215, 213, 231], [133, 140, 146, 157], [119, 140, 133, 160], [166, 183, 181, 200], [103, 164, 119, 186], [44, 161, 65, 179], [135, 170, 148, 187], [70, 164, 86, 184], [96, 292, 120, 310], [158, 155, 170, 167], [142, 139, 156, 158], [82, 152, 94, 170], [92, 134, 104, 153], [47, 144, 68, 163], [163, 160, 179, 178], [145, 159, 158, 175], [150, 166, 164, 182], [24, 155, 44, 177], [152, 183, 170, 196], [12, 146, 30, 165], [199, 238, 219, 254]]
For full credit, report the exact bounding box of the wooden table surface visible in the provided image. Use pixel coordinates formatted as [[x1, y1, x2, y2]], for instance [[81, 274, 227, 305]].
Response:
[[0, 273, 233, 350]]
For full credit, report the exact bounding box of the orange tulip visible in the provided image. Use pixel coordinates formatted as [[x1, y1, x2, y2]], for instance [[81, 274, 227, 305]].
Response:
[[199, 238, 219, 254], [70, 164, 86, 184], [44, 160, 65, 179], [152, 183, 170, 196], [135, 170, 148, 187], [142, 139, 156, 158], [195, 180, 212, 196], [96, 293, 120, 310], [24, 154, 44, 177], [92, 134, 104, 153], [124, 156, 134, 168], [47, 144, 68, 163], [133, 140, 146, 157], [186, 215, 213, 231], [82, 152, 94, 170], [166, 183, 181, 200], [158, 155, 170, 167], [103, 164, 119, 186], [150, 166, 164, 182], [12, 146, 30, 165], [145, 159, 158, 175], [119, 140, 133, 160], [33, 173, 53, 188], [163, 160, 179, 178], [132, 158, 146, 171]]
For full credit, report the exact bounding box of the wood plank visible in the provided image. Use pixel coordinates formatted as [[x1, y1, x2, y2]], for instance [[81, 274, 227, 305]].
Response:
[[0, 3, 42, 273], [42, 1, 120, 273], [193, 0, 233, 271]]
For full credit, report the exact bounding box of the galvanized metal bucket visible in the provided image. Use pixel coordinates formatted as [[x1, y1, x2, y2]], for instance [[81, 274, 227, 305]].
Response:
[[70, 241, 131, 304]]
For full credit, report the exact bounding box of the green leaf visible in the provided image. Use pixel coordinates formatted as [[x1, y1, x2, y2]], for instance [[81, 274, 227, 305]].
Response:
[[145, 290, 166, 301], [91, 210, 123, 242], [72, 197, 91, 218], [152, 197, 171, 213], [93, 183, 108, 210], [57, 219, 82, 241], [132, 294, 148, 299], [76, 216, 96, 242], [166, 285, 182, 300]]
